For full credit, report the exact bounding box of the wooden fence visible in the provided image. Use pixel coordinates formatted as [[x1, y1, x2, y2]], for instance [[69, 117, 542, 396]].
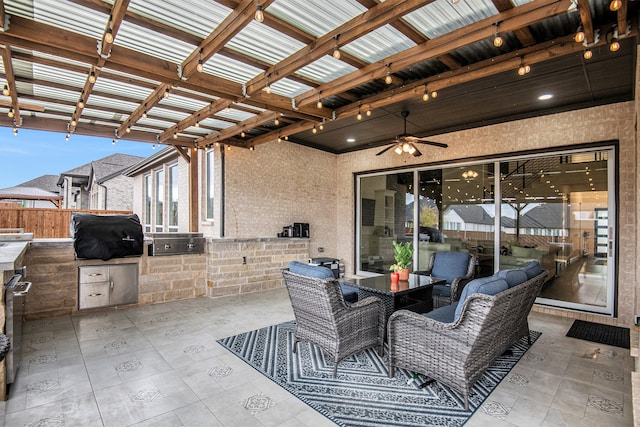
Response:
[[0, 208, 133, 238]]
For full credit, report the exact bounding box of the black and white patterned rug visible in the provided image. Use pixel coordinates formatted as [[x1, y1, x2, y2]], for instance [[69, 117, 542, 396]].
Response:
[[217, 321, 540, 426]]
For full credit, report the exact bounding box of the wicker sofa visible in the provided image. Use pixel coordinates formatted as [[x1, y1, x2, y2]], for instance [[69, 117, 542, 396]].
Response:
[[387, 262, 547, 409]]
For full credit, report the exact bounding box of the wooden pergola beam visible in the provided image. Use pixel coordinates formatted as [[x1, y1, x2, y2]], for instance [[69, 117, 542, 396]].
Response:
[[245, 0, 435, 96], [197, 111, 278, 146], [576, 0, 595, 45], [0, 46, 20, 127], [117, 83, 172, 137], [492, 0, 537, 47]]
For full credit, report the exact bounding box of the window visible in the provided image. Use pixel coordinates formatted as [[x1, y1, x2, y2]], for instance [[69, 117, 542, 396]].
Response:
[[155, 169, 164, 232], [356, 146, 616, 315], [206, 149, 214, 219], [144, 174, 151, 232], [168, 164, 178, 231]]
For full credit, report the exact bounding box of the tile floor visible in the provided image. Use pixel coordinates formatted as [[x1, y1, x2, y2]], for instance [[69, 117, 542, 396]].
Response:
[[0, 288, 634, 426]]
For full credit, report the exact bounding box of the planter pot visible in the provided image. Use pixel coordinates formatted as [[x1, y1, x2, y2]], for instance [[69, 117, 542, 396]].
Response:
[[390, 272, 399, 282], [398, 268, 410, 281]]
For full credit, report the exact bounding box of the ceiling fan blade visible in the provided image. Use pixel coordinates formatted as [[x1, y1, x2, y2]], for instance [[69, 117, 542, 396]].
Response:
[[376, 144, 395, 156], [415, 138, 448, 148], [412, 145, 422, 157]]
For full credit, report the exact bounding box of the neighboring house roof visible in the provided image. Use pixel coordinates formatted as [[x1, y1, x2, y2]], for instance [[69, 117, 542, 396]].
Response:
[[447, 205, 494, 225], [58, 153, 145, 186], [17, 175, 60, 194], [124, 147, 178, 176], [518, 203, 566, 229]]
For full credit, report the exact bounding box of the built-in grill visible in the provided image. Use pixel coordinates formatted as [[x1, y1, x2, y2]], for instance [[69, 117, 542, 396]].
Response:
[[5, 273, 31, 385], [146, 233, 205, 256]]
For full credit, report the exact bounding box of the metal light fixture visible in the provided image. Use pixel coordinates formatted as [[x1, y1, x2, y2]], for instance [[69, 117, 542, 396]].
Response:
[[254, 4, 264, 22], [196, 48, 204, 72], [462, 169, 479, 180], [493, 23, 503, 47], [332, 34, 341, 59]]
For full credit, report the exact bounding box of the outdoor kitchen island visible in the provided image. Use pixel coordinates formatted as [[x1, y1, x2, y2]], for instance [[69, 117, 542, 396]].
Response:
[[19, 236, 309, 319]]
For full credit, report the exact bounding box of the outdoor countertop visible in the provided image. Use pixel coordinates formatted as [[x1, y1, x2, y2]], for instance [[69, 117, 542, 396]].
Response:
[[0, 241, 29, 271]]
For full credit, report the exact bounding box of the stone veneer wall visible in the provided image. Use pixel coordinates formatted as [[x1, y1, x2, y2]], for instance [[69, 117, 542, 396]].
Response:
[[22, 240, 206, 319], [206, 238, 308, 297]]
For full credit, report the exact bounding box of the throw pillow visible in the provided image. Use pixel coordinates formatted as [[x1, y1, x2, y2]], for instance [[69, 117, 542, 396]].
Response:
[[519, 261, 543, 279], [288, 261, 334, 279], [496, 269, 528, 288]]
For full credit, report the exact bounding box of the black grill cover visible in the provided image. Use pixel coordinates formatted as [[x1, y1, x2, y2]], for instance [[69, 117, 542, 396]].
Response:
[[71, 213, 144, 261]]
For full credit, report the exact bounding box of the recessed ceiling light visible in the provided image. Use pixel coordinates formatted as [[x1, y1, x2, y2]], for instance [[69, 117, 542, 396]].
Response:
[[346, 138, 356, 143], [538, 94, 553, 100]]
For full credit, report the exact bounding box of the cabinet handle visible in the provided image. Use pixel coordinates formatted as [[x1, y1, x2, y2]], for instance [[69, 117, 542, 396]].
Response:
[[88, 273, 103, 277], [89, 293, 103, 297]]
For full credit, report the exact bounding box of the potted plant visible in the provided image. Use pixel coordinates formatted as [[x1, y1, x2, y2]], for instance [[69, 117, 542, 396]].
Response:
[[389, 240, 413, 281]]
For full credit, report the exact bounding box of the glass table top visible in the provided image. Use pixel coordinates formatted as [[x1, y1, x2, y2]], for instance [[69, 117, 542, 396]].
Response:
[[343, 274, 445, 295]]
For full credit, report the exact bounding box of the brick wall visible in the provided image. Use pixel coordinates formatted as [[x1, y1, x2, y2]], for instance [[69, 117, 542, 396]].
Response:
[[206, 238, 308, 297]]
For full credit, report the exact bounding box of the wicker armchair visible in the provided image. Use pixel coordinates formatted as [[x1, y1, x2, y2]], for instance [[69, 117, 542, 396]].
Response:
[[282, 270, 385, 377], [387, 270, 547, 410], [415, 251, 476, 308]]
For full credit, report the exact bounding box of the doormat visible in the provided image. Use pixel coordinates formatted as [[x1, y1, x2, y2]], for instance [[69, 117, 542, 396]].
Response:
[[566, 319, 629, 349], [218, 320, 540, 427]]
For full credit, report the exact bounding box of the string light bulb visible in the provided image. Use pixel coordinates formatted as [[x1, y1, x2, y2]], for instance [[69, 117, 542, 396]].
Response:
[[126, 125, 131, 133], [422, 86, 429, 101], [240, 129, 245, 138], [610, 0, 622, 11], [226, 104, 231, 113], [610, 39, 620, 51], [173, 131, 177, 139], [2, 84, 9, 96], [493, 23, 503, 47], [104, 28, 114, 44], [575, 26, 585, 43], [152, 144, 156, 149], [89, 70, 96, 83], [356, 107, 362, 121], [196, 55, 204, 73], [65, 133, 70, 141], [78, 97, 85, 109], [254, 4, 264, 22], [366, 109, 372, 117], [583, 49, 593, 60], [316, 93, 322, 109], [71, 117, 77, 127], [312, 124, 317, 134], [7, 108, 14, 118], [12, 126, 17, 136], [385, 71, 392, 85], [195, 119, 200, 128], [163, 87, 170, 98], [431, 90, 438, 98], [274, 116, 280, 126], [142, 110, 148, 119], [333, 46, 341, 59]]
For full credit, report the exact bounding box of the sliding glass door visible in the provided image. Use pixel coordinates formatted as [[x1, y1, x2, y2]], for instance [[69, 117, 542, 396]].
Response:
[[356, 146, 616, 315]]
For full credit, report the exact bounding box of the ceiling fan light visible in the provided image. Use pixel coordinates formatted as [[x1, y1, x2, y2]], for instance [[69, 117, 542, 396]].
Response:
[[402, 142, 411, 152], [407, 144, 416, 155], [394, 145, 403, 155]]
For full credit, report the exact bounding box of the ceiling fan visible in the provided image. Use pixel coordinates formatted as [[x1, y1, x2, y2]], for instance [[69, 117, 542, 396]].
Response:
[[376, 110, 448, 157]]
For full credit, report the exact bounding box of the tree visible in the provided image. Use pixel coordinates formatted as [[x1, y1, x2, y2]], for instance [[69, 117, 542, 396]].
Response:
[[420, 206, 439, 227]]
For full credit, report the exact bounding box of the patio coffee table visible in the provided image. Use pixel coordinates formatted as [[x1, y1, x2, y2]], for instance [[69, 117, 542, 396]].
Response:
[[343, 274, 445, 323]]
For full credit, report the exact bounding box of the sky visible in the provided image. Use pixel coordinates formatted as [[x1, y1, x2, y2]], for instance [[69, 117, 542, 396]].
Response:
[[0, 127, 164, 189]]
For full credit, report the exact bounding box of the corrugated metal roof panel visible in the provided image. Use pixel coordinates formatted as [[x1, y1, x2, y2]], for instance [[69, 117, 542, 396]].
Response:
[[266, 0, 365, 37], [116, 20, 195, 65], [403, 0, 498, 39], [269, 77, 313, 98], [343, 25, 416, 63], [228, 21, 305, 65], [296, 56, 357, 83], [206, 53, 263, 84], [127, 0, 232, 39]]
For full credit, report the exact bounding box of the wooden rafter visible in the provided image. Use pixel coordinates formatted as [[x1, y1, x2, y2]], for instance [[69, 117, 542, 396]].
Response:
[[245, 0, 435, 96], [197, 111, 278, 147], [159, 98, 229, 142], [117, 83, 172, 138], [618, 0, 629, 36], [576, 0, 595, 45], [294, 0, 572, 108], [0, 46, 19, 127]]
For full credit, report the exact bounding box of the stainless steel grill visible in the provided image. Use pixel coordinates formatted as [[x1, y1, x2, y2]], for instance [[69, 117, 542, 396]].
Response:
[[147, 233, 205, 256]]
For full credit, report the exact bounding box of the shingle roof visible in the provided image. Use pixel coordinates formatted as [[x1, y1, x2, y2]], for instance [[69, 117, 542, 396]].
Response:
[[448, 205, 494, 225], [0, 186, 60, 198], [17, 174, 60, 194]]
